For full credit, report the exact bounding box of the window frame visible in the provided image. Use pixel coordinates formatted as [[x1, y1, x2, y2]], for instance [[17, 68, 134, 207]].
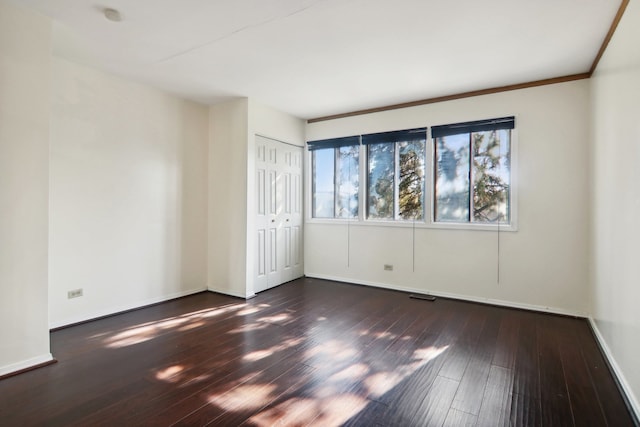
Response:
[[429, 125, 518, 232], [308, 137, 360, 220], [305, 119, 518, 232], [364, 138, 427, 222]]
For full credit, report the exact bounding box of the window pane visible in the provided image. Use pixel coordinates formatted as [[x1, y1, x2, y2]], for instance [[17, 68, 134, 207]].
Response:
[[472, 130, 510, 223], [398, 140, 425, 220], [312, 148, 335, 218], [367, 143, 394, 219], [336, 145, 359, 218], [435, 134, 470, 222]]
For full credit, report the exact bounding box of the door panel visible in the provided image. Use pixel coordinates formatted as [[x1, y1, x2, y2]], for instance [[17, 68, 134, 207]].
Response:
[[255, 137, 269, 292], [257, 230, 266, 277], [285, 173, 291, 214], [284, 226, 291, 269], [269, 170, 277, 215], [257, 169, 265, 215], [254, 135, 303, 292], [287, 146, 304, 280]]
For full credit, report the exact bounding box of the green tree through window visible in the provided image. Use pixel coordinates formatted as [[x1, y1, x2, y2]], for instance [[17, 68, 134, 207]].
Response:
[[435, 128, 511, 223], [472, 131, 510, 222], [399, 141, 425, 220], [365, 129, 426, 220]]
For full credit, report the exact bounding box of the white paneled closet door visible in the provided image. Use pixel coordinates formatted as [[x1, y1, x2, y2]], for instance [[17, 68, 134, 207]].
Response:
[[255, 135, 303, 293]]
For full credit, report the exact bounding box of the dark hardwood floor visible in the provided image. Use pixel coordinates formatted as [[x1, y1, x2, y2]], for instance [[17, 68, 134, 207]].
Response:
[[0, 278, 635, 426]]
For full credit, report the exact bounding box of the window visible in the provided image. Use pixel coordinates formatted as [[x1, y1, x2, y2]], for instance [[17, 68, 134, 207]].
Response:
[[307, 117, 515, 229], [308, 136, 359, 218], [362, 128, 426, 220], [432, 117, 514, 224]]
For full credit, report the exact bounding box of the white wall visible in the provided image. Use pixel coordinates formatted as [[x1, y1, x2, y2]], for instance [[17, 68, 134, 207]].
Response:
[[208, 99, 305, 298], [49, 58, 209, 328], [208, 99, 250, 298], [0, 1, 53, 375], [306, 80, 590, 315], [248, 99, 307, 147], [590, 0, 640, 415]]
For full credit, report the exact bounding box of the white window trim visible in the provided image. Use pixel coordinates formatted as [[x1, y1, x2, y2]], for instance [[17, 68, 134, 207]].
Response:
[[358, 143, 366, 222]]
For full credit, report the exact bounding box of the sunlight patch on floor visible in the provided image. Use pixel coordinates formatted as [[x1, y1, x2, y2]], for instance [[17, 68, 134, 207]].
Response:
[[243, 337, 305, 362], [167, 310, 452, 427], [305, 339, 359, 364], [249, 393, 368, 427], [177, 320, 205, 332], [103, 302, 248, 348], [364, 345, 450, 397], [199, 303, 248, 318], [308, 394, 368, 426], [258, 312, 293, 324], [328, 363, 370, 383], [373, 331, 396, 340], [249, 397, 317, 426], [237, 307, 261, 316], [104, 324, 158, 348], [209, 383, 278, 412], [181, 373, 213, 387], [364, 371, 404, 398], [155, 365, 185, 382], [229, 311, 297, 334], [413, 345, 449, 364], [228, 322, 270, 334], [237, 303, 270, 316], [208, 343, 448, 425], [134, 300, 449, 425]]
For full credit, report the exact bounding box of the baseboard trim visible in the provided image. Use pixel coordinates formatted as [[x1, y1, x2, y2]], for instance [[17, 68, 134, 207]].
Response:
[[304, 273, 584, 318], [207, 287, 252, 299], [588, 318, 640, 424], [50, 288, 208, 331], [0, 354, 56, 380]]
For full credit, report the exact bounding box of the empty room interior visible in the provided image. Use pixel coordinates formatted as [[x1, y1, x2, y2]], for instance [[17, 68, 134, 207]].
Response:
[[1, 0, 639, 425]]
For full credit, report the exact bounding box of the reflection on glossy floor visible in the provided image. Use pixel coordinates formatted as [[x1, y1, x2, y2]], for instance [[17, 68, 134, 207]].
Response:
[[0, 278, 635, 426]]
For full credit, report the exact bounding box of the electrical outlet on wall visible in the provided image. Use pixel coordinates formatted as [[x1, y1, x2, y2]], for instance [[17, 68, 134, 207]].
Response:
[[384, 264, 393, 271], [67, 289, 83, 299]]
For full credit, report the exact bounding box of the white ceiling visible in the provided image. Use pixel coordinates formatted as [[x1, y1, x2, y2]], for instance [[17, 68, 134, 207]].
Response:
[[15, 0, 620, 119]]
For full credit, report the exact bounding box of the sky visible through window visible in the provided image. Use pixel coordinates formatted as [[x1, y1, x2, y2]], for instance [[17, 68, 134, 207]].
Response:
[[313, 146, 359, 218], [313, 148, 334, 218]]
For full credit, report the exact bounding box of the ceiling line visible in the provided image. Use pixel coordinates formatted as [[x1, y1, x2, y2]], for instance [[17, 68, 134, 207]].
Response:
[[307, 0, 629, 124], [155, 0, 327, 64], [589, 0, 629, 76], [307, 73, 590, 123]]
